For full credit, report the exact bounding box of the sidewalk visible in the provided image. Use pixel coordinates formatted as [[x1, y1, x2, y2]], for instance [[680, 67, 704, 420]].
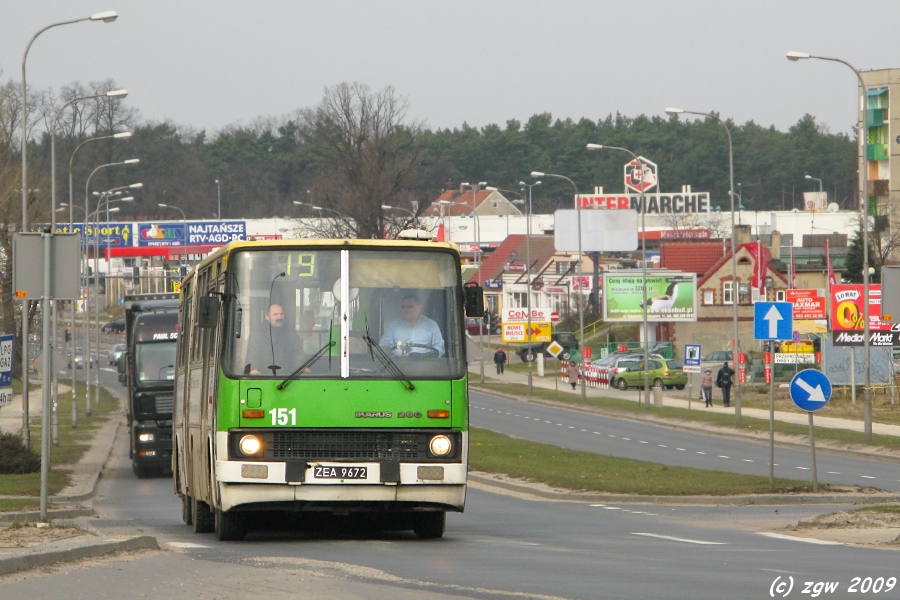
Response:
[[471, 360, 900, 438], [0, 380, 155, 576]]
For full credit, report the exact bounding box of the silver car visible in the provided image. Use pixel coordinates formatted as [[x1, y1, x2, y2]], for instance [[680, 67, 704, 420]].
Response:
[[68, 347, 95, 369], [108, 343, 126, 365]]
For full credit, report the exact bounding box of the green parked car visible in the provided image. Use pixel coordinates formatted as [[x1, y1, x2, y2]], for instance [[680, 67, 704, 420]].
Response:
[[611, 358, 687, 390]]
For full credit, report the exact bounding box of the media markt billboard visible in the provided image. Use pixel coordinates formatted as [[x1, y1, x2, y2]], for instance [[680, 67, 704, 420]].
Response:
[[603, 272, 697, 322]]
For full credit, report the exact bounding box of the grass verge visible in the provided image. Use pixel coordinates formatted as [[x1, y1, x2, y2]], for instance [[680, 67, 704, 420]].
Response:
[[470, 427, 830, 496], [0, 380, 119, 506]]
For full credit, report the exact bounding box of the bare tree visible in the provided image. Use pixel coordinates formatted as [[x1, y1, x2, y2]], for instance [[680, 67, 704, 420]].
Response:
[[299, 83, 426, 239]]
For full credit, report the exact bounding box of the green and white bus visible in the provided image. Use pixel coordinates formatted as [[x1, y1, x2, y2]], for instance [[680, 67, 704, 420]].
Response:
[[173, 239, 483, 540]]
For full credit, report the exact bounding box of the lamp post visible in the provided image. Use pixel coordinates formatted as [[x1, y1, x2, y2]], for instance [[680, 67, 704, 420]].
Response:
[[82, 159, 138, 416], [804, 174, 824, 206], [665, 107, 742, 424], [92, 184, 139, 413], [68, 132, 131, 414], [461, 181, 488, 384], [787, 51, 873, 440], [380, 204, 418, 235], [19, 13, 117, 475], [519, 180, 541, 394], [530, 171, 587, 400], [586, 144, 654, 405], [158, 202, 188, 271], [215, 179, 222, 218]]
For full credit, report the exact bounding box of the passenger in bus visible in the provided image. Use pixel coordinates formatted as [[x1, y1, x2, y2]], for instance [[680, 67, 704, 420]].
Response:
[[379, 293, 444, 357], [248, 303, 302, 375]]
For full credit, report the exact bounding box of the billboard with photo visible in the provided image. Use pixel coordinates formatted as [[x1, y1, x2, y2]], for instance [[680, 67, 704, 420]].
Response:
[[602, 271, 697, 322]]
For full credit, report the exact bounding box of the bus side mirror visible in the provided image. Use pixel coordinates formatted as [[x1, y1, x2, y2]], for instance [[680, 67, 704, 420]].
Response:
[[199, 296, 220, 329], [464, 282, 485, 318]]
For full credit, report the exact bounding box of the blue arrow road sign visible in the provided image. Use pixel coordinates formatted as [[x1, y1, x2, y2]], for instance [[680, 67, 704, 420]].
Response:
[[790, 369, 832, 412], [754, 301, 793, 341]]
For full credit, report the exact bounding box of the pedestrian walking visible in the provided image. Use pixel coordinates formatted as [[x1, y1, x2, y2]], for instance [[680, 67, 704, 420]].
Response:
[[493, 347, 507, 375], [716, 361, 734, 407], [566, 361, 579, 390], [700, 367, 713, 407]]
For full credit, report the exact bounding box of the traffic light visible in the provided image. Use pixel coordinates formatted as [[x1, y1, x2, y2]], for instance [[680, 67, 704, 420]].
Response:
[[132, 265, 140, 283], [180, 265, 187, 278], [65, 329, 71, 343], [483, 311, 491, 324]]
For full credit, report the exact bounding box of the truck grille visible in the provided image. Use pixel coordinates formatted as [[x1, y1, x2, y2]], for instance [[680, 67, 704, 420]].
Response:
[[268, 430, 430, 460], [155, 395, 174, 413]]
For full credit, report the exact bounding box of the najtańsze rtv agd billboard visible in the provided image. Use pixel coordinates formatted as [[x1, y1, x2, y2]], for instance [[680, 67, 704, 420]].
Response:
[[603, 272, 697, 322]]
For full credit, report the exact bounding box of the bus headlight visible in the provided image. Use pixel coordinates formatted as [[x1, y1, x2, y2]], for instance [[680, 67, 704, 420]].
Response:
[[138, 433, 155, 443], [239, 434, 263, 457], [429, 434, 452, 457]]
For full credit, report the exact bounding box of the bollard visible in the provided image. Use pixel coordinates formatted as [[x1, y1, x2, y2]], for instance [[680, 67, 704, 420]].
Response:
[[653, 382, 663, 407]]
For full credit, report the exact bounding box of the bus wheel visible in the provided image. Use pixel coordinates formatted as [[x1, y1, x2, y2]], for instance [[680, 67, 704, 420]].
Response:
[[192, 497, 214, 534], [413, 511, 445, 539], [215, 509, 247, 541], [181, 494, 193, 526]]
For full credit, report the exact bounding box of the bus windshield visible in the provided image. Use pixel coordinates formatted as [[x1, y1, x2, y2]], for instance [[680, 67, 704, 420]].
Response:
[[223, 247, 466, 380], [136, 341, 176, 384]]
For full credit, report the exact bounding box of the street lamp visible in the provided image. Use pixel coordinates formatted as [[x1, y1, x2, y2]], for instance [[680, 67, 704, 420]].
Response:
[[381, 204, 418, 233], [665, 107, 742, 424], [51, 90, 127, 228], [215, 179, 222, 218], [67, 131, 131, 415], [82, 158, 139, 417], [804, 175, 824, 209], [19, 13, 117, 490], [21, 10, 118, 230], [586, 143, 653, 405], [460, 182, 487, 274], [787, 51, 873, 440], [530, 171, 587, 400], [158, 202, 188, 271], [519, 180, 541, 394]]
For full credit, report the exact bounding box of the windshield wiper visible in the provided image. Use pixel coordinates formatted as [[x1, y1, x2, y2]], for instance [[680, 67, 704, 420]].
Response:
[[361, 321, 414, 391], [276, 340, 336, 390]]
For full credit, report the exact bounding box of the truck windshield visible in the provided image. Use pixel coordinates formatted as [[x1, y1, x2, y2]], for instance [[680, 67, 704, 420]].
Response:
[[136, 342, 176, 383], [223, 247, 466, 380]]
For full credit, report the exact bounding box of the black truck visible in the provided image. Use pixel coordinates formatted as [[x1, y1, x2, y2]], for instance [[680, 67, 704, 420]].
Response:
[[118, 293, 179, 478]]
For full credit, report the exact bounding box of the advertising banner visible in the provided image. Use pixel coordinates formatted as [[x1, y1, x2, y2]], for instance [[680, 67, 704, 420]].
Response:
[[32, 222, 133, 248], [786, 289, 826, 320], [830, 284, 898, 346], [137, 221, 246, 246], [602, 272, 697, 322]]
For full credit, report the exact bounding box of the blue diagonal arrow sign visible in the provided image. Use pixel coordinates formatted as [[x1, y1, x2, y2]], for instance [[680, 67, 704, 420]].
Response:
[[790, 369, 832, 412]]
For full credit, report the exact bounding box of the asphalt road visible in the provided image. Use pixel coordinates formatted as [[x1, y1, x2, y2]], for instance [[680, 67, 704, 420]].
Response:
[[4, 370, 899, 599], [470, 389, 900, 493]]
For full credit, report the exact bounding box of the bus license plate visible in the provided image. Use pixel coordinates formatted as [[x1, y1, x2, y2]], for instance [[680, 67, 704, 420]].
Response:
[[312, 465, 368, 480]]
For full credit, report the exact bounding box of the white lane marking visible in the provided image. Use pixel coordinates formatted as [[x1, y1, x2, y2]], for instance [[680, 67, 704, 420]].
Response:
[[826, 471, 841, 475], [567, 426, 575, 429], [639, 440, 648, 444], [168, 542, 211, 549], [632, 533, 725, 545], [758, 532, 843, 546], [676, 448, 685, 451], [861, 475, 876, 479], [589, 504, 607, 507], [658, 444, 667, 448], [696, 451, 706, 455], [718, 455, 730, 459], [742, 459, 754, 463], [602, 507, 621, 510], [796, 467, 809, 470], [622, 437, 631, 441], [580, 429, 588, 432]]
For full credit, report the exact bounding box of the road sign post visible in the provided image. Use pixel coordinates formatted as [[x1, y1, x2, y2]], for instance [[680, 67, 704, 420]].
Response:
[[754, 301, 793, 488], [789, 369, 833, 491]]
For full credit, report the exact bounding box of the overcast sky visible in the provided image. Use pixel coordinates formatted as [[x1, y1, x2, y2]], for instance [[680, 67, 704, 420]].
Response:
[[3, 1, 898, 137]]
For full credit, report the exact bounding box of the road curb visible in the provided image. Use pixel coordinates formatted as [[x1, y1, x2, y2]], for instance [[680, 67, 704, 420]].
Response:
[[0, 535, 158, 577], [468, 473, 900, 506], [0, 508, 94, 523]]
